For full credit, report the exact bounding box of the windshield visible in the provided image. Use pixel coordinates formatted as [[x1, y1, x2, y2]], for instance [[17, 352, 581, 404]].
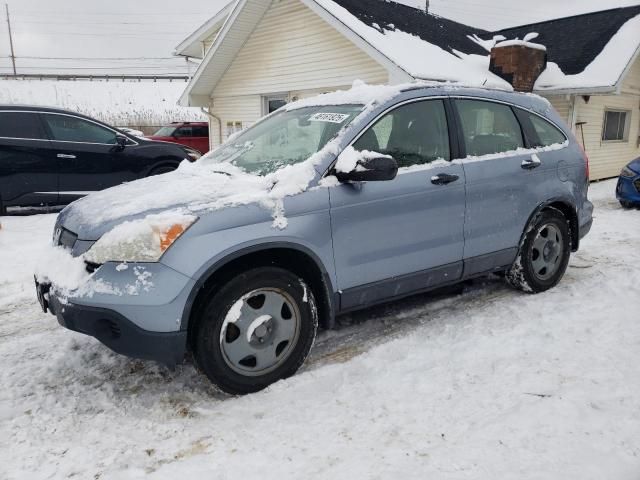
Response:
[[199, 105, 363, 175], [153, 126, 176, 137]]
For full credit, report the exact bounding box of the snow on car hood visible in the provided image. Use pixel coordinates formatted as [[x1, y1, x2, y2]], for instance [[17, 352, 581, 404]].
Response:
[[57, 156, 321, 240]]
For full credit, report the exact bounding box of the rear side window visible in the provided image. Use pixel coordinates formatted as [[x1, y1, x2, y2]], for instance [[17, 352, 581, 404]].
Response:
[[193, 125, 209, 136], [354, 99, 450, 168], [176, 126, 193, 137], [0, 112, 46, 140], [42, 114, 117, 144], [526, 113, 566, 147], [456, 100, 524, 156]]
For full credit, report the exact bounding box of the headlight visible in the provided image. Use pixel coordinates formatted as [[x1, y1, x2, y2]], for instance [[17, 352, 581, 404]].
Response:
[[621, 166, 637, 178], [84, 214, 197, 264]]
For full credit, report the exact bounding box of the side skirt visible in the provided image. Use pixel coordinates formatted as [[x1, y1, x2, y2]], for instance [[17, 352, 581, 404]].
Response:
[[337, 248, 517, 314]]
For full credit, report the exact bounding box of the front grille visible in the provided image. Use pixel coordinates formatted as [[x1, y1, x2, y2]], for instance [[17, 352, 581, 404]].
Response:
[[634, 178, 640, 193], [57, 227, 78, 250]]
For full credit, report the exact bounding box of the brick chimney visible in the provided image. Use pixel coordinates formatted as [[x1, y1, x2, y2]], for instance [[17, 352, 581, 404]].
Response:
[[489, 34, 547, 92]]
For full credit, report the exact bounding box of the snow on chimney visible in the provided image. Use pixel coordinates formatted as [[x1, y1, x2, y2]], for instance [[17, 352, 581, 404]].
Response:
[[489, 33, 547, 92]]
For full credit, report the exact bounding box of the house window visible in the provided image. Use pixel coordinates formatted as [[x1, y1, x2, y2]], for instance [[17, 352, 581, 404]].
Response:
[[602, 110, 630, 142], [262, 95, 288, 115], [226, 121, 243, 138]]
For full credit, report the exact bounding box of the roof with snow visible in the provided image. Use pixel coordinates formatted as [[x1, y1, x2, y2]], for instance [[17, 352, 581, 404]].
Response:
[[488, 5, 640, 92], [328, 0, 489, 58], [178, 0, 640, 105]]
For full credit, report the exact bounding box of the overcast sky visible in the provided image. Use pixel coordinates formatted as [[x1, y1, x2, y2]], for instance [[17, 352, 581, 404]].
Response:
[[1, 0, 638, 75]]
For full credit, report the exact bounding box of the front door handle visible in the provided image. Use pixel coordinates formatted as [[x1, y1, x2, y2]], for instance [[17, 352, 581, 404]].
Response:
[[431, 173, 459, 185], [521, 154, 541, 170], [57, 153, 76, 159]]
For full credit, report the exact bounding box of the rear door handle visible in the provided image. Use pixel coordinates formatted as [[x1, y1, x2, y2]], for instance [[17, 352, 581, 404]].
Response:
[[431, 173, 459, 185], [57, 153, 76, 159], [521, 154, 541, 170]]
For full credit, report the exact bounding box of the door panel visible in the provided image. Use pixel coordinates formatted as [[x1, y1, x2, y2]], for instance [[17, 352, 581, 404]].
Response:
[[454, 99, 553, 260], [329, 99, 466, 306], [0, 111, 58, 207], [330, 166, 466, 297], [41, 113, 138, 198]]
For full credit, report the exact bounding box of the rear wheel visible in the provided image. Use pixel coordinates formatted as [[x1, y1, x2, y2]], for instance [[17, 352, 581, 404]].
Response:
[[192, 267, 318, 395], [506, 209, 571, 293], [0, 198, 6, 216], [620, 200, 635, 209]]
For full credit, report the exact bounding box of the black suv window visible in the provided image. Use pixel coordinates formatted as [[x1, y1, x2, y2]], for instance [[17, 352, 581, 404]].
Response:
[[456, 100, 524, 156], [527, 113, 566, 147], [354, 100, 450, 168], [42, 114, 117, 144], [0, 111, 46, 139]]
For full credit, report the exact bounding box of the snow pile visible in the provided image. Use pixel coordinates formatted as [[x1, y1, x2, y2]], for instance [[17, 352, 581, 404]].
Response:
[[535, 13, 640, 91], [0, 80, 207, 129], [312, 0, 513, 89], [334, 146, 392, 173], [2, 181, 640, 478], [459, 140, 568, 164], [83, 213, 198, 264], [494, 32, 547, 51], [285, 80, 419, 111]]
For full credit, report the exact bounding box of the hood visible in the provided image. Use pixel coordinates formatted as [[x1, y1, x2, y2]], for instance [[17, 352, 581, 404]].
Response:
[[57, 160, 319, 240], [628, 157, 640, 174]]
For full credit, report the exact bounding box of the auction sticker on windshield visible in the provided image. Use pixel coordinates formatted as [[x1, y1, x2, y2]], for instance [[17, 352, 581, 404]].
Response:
[[309, 113, 350, 123]]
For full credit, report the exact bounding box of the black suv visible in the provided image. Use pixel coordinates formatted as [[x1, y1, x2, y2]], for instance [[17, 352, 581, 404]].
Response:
[[0, 106, 201, 214]]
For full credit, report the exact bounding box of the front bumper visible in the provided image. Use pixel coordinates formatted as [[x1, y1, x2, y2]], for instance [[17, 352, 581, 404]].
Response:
[[46, 291, 187, 365], [616, 174, 640, 204], [35, 261, 196, 366]]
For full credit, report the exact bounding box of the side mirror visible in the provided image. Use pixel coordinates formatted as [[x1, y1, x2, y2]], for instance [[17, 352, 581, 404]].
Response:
[[115, 135, 128, 149], [335, 155, 398, 183]]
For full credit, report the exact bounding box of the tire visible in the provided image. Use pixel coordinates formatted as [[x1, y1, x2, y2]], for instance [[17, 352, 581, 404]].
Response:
[[0, 200, 6, 216], [620, 200, 635, 209], [506, 209, 571, 293], [192, 267, 318, 395]]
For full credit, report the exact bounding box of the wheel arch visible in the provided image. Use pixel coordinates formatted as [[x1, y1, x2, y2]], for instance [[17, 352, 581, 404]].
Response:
[[523, 197, 580, 252], [181, 242, 337, 348]]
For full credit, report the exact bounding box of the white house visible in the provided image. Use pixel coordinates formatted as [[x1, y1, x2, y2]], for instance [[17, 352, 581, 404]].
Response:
[[175, 0, 640, 180]]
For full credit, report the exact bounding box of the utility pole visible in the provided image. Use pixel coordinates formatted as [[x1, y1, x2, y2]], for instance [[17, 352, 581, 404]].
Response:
[[5, 3, 16, 75], [425, 0, 429, 14]]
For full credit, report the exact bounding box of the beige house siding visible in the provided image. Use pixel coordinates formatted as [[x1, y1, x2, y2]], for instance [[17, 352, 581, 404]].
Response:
[[212, 0, 389, 97], [207, 0, 389, 147], [208, 86, 354, 147], [208, 95, 262, 147], [574, 92, 640, 180], [545, 95, 572, 124]]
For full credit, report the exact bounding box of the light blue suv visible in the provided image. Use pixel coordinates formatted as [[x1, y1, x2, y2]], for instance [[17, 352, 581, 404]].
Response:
[[36, 84, 593, 394]]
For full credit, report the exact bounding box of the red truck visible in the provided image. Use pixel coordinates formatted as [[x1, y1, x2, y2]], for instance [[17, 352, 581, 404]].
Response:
[[148, 122, 210, 154]]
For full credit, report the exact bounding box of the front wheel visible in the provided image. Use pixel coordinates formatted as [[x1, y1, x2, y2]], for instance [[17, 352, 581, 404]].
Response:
[[506, 209, 571, 293], [192, 267, 318, 395]]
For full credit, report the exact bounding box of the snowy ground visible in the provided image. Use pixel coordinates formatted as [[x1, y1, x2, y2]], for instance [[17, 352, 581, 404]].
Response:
[[0, 179, 639, 479]]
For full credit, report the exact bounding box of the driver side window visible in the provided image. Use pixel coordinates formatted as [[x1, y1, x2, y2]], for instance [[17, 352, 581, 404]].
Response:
[[353, 99, 450, 168], [43, 114, 117, 144]]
